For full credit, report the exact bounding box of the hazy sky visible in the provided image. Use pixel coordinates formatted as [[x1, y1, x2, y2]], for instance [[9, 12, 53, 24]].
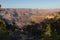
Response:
[[0, 0, 60, 9]]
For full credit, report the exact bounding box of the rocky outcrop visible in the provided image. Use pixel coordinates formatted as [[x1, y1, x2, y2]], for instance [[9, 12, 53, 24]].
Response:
[[0, 8, 60, 27]]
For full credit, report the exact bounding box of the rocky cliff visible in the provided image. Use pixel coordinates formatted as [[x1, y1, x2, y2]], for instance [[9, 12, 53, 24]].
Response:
[[0, 8, 60, 27]]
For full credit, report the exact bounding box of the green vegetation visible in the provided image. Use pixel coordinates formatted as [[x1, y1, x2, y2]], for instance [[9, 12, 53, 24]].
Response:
[[44, 23, 51, 37], [41, 12, 60, 40], [0, 18, 12, 40], [0, 19, 6, 31]]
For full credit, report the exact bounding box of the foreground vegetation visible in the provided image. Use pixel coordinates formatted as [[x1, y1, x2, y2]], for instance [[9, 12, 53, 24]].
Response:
[[0, 12, 60, 40]]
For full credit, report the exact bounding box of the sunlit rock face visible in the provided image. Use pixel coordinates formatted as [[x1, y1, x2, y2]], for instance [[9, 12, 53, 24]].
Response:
[[0, 8, 60, 27], [45, 15, 54, 19]]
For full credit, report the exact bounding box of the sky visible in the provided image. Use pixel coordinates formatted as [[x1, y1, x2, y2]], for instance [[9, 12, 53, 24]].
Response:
[[0, 0, 60, 9]]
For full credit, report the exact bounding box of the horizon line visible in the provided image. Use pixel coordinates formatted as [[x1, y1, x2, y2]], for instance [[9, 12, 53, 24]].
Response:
[[1, 8, 60, 9]]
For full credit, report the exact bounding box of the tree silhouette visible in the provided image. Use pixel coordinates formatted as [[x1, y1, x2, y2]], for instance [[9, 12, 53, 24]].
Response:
[[23, 21, 44, 40]]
